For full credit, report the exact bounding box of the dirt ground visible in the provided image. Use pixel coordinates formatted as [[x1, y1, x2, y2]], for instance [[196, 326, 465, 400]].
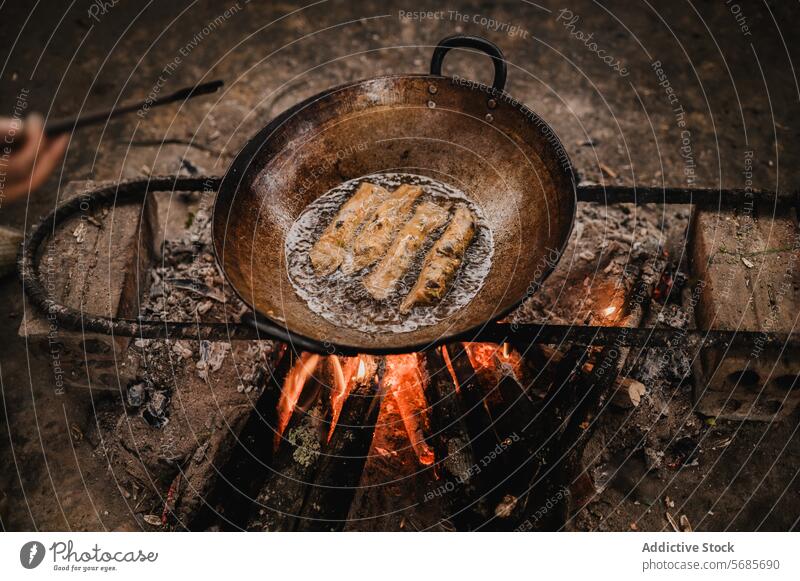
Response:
[[1, 0, 798, 531]]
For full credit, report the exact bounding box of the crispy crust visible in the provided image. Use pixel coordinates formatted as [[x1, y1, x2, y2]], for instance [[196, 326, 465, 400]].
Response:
[[310, 182, 389, 275], [400, 205, 476, 313], [345, 184, 423, 274], [363, 201, 450, 300]]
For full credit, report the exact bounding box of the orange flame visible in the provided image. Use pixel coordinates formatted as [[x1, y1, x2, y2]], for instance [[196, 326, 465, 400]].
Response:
[[275, 352, 320, 449], [441, 345, 460, 392], [462, 342, 523, 388], [328, 356, 363, 441], [464, 342, 503, 373], [273, 346, 521, 467], [384, 354, 435, 466], [355, 358, 368, 381]]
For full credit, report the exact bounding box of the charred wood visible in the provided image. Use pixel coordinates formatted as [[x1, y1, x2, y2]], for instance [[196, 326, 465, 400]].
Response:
[[295, 357, 385, 531], [445, 344, 499, 467], [189, 344, 290, 530], [423, 348, 491, 530], [248, 357, 334, 531]]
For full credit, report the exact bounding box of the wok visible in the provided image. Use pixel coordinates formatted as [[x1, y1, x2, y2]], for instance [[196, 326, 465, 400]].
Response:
[[213, 35, 577, 354]]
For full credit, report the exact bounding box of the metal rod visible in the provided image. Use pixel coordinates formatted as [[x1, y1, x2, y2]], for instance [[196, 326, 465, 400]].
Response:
[[45, 80, 224, 136], [39, 318, 794, 353], [577, 184, 798, 208], [474, 322, 796, 351]]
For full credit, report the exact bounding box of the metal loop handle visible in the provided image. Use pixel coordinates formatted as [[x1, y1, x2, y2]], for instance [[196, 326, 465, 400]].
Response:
[[430, 34, 508, 92]]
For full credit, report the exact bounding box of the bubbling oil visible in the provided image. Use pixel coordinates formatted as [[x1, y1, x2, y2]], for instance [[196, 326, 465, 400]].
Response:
[[284, 173, 494, 333]]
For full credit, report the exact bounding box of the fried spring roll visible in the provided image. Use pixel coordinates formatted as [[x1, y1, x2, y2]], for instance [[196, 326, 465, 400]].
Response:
[[363, 201, 450, 300], [344, 184, 424, 274], [400, 205, 476, 313], [310, 182, 389, 276]]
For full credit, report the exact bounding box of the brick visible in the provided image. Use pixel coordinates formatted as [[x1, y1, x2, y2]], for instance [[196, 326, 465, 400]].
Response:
[[689, 203, 800, 420]]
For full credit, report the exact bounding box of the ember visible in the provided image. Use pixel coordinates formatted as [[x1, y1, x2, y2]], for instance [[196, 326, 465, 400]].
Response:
[[462, 342, 524, 385]]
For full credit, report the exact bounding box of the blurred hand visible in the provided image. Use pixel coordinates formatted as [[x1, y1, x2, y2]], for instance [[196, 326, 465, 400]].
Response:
[[0, 114, 68, 204]]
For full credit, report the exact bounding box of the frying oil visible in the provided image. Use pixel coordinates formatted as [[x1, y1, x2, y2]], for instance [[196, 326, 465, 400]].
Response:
[[284, 173, 494, 333]]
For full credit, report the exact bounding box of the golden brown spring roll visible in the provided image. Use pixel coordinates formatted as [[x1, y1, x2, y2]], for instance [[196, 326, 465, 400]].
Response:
[[344, 184, 424, 274], [400, 205, 476, 313], [310, 182, 389, 275], [363, 201, 450, 300]]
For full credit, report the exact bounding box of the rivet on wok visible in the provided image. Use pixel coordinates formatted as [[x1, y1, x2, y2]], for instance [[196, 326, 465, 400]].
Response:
[[485, 113, 494, 122], [428, 84, 438, 94], [427, 100, 436, 109], [487, 98, 497, 109]]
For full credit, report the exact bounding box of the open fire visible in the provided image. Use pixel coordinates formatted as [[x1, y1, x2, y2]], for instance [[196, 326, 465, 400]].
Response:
[[253, 284, 641, 533], [274, 344, 525, 465]]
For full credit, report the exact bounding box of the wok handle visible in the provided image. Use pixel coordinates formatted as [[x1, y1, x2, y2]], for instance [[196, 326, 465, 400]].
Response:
[[430, 35, 507, 92]]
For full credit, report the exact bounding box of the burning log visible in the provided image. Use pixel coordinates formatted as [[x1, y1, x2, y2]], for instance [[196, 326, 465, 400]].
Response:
[[489, 352, 538, 476], [444, 344, 500, 466], [295, 356, 385, 531], [450, 343, 542, 526], [423, 347, 491, 530], [383, 354, 435, 465], [510, 344, 591, 530], [494, 369, 537, 436], [525, 341, 622, 528], [248, 356, 334, 531], [327, 355, 360, 440], [517, 342, 622, 530], [275, 352, 322, 449]]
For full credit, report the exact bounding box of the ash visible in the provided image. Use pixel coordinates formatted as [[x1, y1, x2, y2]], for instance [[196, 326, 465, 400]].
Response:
[[508, 198, 708, 530], [102, 193, 280, 528], [132, 197, 273, 404]]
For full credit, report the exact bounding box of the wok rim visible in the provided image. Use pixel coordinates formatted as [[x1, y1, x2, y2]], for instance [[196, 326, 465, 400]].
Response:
[[213, 73, 577, 355]]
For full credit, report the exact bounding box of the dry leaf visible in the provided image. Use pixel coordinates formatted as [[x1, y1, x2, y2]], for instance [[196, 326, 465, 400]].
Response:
[[665, 511, 680, 532]]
